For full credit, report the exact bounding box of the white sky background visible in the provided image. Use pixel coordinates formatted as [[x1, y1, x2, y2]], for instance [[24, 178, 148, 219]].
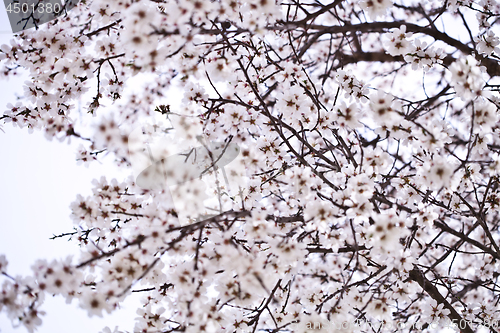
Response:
[[0, 30, 141, 333], [0, 5, 10, 34]]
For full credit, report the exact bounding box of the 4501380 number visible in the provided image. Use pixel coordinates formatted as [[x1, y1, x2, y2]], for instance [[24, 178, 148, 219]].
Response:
[[6, 2, 62, 14]]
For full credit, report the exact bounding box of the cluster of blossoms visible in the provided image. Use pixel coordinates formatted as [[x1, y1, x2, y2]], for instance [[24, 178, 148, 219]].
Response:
[[0, 254, 86, 332], [449, 55, 487, 100], [332, 69, 369, 103], [1, 0, 500, 332], [384, 25, 444, 71], [476, 30, 500, 56], [75, 144, 99, 166]]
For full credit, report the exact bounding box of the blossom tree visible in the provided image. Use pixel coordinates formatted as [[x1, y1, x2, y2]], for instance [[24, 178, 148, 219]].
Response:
[[2, 0, 500, 332]]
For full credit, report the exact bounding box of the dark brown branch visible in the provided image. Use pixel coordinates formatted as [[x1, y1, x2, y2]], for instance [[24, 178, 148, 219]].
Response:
[[85, 19, 122, 38], [291, 21, 500, 76], [248, 279, 282, 331], [433, 220, 500, 260], [408, 267, 474, 333], [307, 244, 367, 254]]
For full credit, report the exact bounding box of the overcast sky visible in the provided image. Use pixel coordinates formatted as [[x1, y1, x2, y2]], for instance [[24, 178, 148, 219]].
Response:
[[0, 5, 10, 34], [0, 30, 140, 333]]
